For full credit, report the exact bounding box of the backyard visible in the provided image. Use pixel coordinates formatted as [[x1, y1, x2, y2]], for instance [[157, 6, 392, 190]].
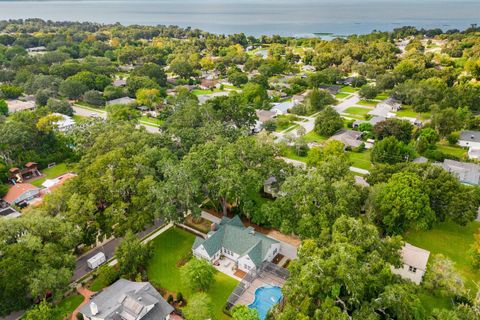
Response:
[[436, 143, 467, 159], [404, 221, 480, 292], [146, 227, 239, 320], [31, 163, 72, 187], [347, 150, 372, 170], [52, 294, 84, 320]]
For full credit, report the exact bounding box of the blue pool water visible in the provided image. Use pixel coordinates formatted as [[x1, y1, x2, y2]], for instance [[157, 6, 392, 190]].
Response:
[[248, 286, 283, 320]]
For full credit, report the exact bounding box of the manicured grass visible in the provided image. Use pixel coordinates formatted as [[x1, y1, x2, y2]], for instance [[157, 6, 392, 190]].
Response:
[[192, 89, 222, 96], [139, 116, 164, 127], [395, 105, 431, 120], [147, 227, 238, 320], [436, 144, 466, 159], [75, 102, 105, 111], [343, 106, 371, 116], [356, 100, 377, 107], [279, 146, 308, 162], [335, 92, 350, 99], [404, 221, 480, 292], [31, 163, 72, 187], [374, 92, 390, 100], [72, 115, 87, 123], [418, 289, 453, 316], [347, 150, 372, 170], [52, 294, 84, 320], [303, 131, 327, 143], [90, 275, 110, 292], [340, 85, 358, 93]]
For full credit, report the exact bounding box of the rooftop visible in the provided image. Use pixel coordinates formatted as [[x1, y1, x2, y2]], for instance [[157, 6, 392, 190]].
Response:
[[3, 183, 39, 204], [401, 243, 430, 271], [460, 130, 480, 143]]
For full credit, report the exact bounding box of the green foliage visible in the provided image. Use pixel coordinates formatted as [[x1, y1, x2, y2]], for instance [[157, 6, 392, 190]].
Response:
[[83, 90, 105, 107], [106, 104, 140, 121], [373, 118, 414, 143], [359, 85, 379, 99], [371, 136, 414, 164], [92, 265, 120, 292], [307, 88, 335, 112], [423, 254, 465, 297], [116, 230, 152, 279], [180, 258, 216, 292], [0, 84, 23, 99], [60, 78, 88, 99], [182, 292, 213, 320], [368, 171, 435, 234], [231, 305, 260, 320], [0, 99, 8, 116], [23, 300, 55, 320], [314, 106, 343, 137]]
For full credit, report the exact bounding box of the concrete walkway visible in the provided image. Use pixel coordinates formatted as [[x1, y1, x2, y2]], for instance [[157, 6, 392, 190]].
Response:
[[71, 286, 95, 320], [201, 211, 222, 224], [333, 92, 360, 114]]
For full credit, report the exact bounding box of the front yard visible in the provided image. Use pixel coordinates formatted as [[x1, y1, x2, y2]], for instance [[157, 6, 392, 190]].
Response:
[[52, 294, 84, 320], [146, 227, 239, 320], [347, 150, 372, 170]]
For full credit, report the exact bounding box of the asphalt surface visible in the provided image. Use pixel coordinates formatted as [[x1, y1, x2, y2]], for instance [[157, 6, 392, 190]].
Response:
[[72, 219, 164, 281], [72, 105, 160, 133]]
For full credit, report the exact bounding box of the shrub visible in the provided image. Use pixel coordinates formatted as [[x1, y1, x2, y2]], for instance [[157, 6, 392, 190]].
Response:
[[447, 132, 460, 145]]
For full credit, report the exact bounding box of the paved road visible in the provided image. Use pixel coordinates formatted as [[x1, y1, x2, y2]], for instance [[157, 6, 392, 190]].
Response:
[[333, 92, 360, 113], [72, 105, 160, 133], [72, 219, 164, 281]]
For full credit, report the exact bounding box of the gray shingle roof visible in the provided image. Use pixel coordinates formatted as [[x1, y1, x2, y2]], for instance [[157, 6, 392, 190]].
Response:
[[79, 279, 173, 320], [460, 130, 480, 143]]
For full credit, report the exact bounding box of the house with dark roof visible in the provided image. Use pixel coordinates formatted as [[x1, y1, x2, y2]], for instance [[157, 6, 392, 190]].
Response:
[[192, 216, 280, 273], [459, 130, 480, 150], [79, 279, 175, 320], [440, 159, 480, 186]]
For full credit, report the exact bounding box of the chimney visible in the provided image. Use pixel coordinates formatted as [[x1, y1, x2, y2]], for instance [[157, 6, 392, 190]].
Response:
[[210, 223, 217, 232], [90, 302, 99, 316]]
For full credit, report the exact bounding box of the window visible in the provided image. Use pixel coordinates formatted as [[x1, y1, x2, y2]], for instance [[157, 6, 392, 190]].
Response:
[[408, 266, 417, 273]]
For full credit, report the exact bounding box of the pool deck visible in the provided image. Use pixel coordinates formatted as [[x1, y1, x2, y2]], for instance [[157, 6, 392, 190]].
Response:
[[235, 273, 286, 306]]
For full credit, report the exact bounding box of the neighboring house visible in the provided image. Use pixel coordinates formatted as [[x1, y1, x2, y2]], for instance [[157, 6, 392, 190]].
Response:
[[41, 173, 77, 194], [192, 216, 281, 273], [197, 91, 229, 104], [254, 109, 276, 132], [79, 279, 175, 320], [270, 101, 295, 115], [263, 176, 280, 198], [319, 85, 340, 95], [27, 46, 47, 53], [329, 129, 365, 149], [337, 76, 355, 86], [3, 183, 40, 207], [7, 100, 36, 113], [106, 97, 136, 106], [440, 159, 480, 185], [301, 65, 316, 72], [352, 116, 386, 129], [368, 98, 401, 118], [468, 148, 480, 160], [391, 243, 430, 285], [199, 79, 217, 90], [0, 201, 21, 219], [53, 113, 75, 132], [113, 78, 127, 87], [459, 130, 480, 149]]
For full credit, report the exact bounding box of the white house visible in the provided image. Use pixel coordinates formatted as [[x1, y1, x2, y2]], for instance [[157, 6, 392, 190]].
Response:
[[270, 101, 295, 116], [192, 216, 281, 273], [392, 243, 430, 285], [53, 113, 75, 132], [459, 130, 480, 149]]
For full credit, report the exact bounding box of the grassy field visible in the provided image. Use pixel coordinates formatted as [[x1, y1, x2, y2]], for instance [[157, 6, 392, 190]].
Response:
[[31, 163, 72, 187], [302, 131, 327, 143], [356, 100, 377, 107], [436, 143, 466, 159], [192, 89, 222, 96], [374, 92, 390, 100], [417, 289, 453, 315], [404, 221, 480, 292], [147, 227, 238, 320], [52, 294, 84, 320], [279, 146, 309, 162], [340, 85, 358, 93], [335, 92, 351, 99], [343, 106, 371, 116], [139, 116, 164, 127], [395, 105, 431, 120], [347, 150, 372, 170]]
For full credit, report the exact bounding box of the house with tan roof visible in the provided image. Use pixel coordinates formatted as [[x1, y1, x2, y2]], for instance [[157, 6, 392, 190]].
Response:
[[391, 243, 430, 284]]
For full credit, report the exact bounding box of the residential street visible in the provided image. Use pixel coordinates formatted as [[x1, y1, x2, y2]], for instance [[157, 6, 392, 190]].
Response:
[[72, 219, 164, 281], [333, 92, 360, 113]]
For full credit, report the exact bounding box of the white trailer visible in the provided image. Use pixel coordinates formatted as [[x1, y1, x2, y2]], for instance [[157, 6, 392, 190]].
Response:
[[87, 252, 106, 269]]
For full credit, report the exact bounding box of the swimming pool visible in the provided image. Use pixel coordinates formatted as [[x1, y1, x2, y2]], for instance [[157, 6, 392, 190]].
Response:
[[248, 285, 283, 320]]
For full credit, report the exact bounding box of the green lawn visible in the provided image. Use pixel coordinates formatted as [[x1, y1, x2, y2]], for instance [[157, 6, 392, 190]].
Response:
[[139, 116, 164, 127], [356, 100, 377, 107], [303, 131, 327, 143], [31, 163, 72, 187], [347, 150, 372, 170], [374, 92, 390, 100], [279, 146, 308, 162], [340, 85, 358, 93], [395, 105, 431, 120], [404, 221, 480, 292], [418, 289, 453, 316], [436, 144, 466, 159], [52, 294, 84, 320], [147, 227, 238, 320], [335, 92, 350, 99], [343, 107, 371, 116], [192, 89, 222, 96]]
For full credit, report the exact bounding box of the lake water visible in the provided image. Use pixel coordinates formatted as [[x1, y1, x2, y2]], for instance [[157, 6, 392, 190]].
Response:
[[0, 0, 479, 36]]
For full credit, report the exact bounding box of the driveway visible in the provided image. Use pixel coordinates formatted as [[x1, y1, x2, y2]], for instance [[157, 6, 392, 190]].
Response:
[[333, 93, 360, 113]]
